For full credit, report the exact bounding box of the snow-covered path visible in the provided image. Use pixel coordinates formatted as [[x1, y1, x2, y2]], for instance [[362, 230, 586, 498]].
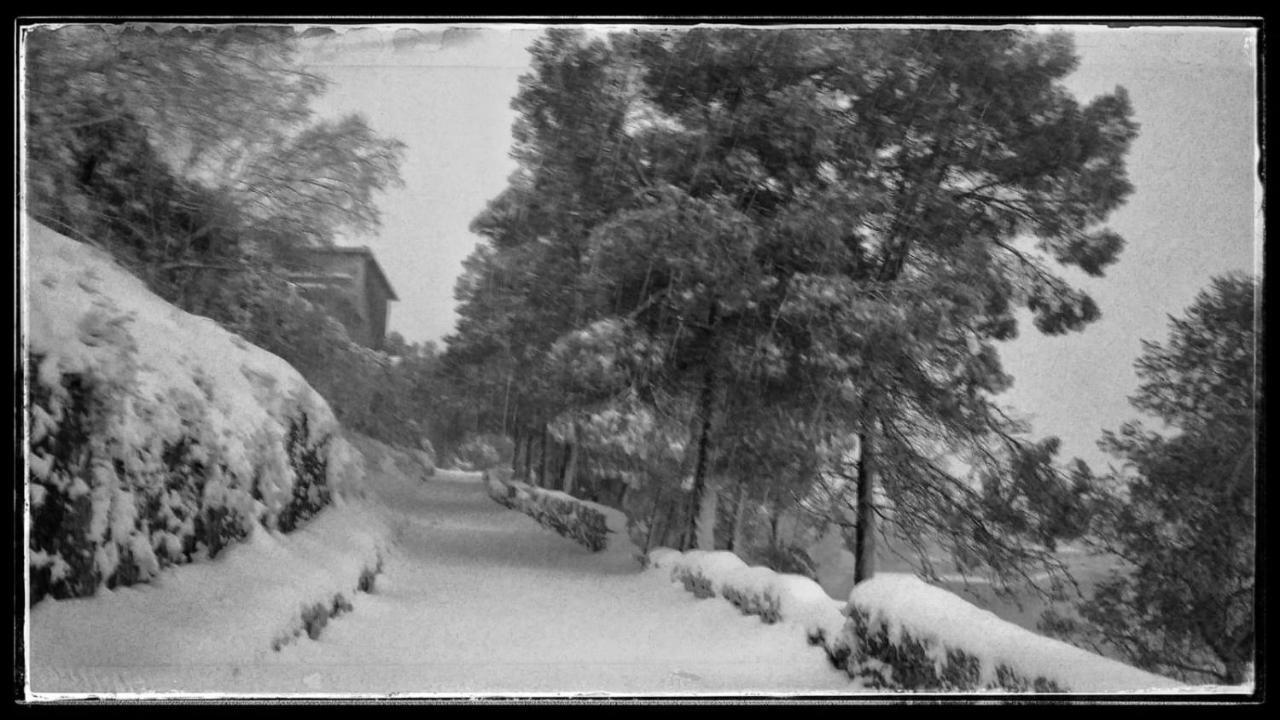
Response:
[[30, 469, 854, 697], [259, 470, 852, 695]]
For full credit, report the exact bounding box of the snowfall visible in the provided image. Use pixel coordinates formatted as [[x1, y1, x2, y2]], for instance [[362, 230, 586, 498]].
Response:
[[21, 221, 1238, 698]]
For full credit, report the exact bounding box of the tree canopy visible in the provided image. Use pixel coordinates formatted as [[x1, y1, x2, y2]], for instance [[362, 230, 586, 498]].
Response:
[[23, 24, 405, 324], [21, 23, 428, 451], [447, 26, 1140, 584]]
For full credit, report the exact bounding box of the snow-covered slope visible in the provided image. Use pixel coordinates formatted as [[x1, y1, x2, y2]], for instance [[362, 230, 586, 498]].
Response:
[[24, 221, 367, 599]]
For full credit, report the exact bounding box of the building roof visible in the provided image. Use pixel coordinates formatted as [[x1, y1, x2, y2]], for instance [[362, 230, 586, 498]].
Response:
[[298, 246, 399, 301]]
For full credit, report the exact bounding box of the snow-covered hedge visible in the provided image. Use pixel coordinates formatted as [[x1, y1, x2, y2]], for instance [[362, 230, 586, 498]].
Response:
[[646, 549, 847, 649], [485, 473, 612, 552], [24, 222, 365, 603], [271, 549, 384, 651], [456, 434, 507, 471], [833, 573, 1185, 693], [647, 549, 1184, 693]]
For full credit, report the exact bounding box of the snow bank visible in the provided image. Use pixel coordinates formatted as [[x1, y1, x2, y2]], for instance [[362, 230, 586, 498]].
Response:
[[485, 474, 623, 551], [24, 221, 365, 601], [646, 548, 847, 651], [27, 492, 391, 696], [837, 573, 1185, 693]]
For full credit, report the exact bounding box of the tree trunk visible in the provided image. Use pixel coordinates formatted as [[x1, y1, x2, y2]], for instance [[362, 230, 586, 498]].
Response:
[[563, 424, 579, 496], [854, 427, 878, 585], [558, 438, 570, 487], [758, 484, 774, 551], [511, 427, 522, 476], [501, 371, 512, 436], [695, 480, 718, 551], [539, 424, 549, 487], [643, 484, 665, 554], [728, 481, 749, 553], [522, 433, 534, 481], [684, 311, 719, 551], [663, 495, 684, 549]]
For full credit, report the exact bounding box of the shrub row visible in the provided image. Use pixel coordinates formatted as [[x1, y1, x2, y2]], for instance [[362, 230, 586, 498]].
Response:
[[27, 354, 338, 604], [645, 549, 1158, 693], [271, 552, 384, 651], [831, 607, 1064, 692], [830, 573, 1183, 692], [647, 549, 846, 648], [485, 473, 610, 552]]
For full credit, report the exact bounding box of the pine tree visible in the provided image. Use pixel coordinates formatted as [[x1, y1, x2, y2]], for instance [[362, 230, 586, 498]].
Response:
[[1049, 273, 1258, 685], [450, 27, 1139, 579]]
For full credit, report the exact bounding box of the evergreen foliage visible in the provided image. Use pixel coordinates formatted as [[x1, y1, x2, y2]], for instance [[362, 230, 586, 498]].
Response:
[[1043, 273, 1258, 685], [447, 27, 1139, 585]]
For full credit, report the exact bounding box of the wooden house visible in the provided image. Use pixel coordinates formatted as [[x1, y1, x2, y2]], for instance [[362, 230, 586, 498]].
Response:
[[287, 246, 399, 350]]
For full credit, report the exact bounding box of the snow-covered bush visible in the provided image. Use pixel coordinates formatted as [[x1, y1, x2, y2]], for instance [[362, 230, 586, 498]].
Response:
[[647, 548, 1182, 692], [456, 434, 506, 471], [275, 412, 333, 533], [25, 222, 364, 603], [486, 474, 612, 552], [485, 471, 518, 508], [721, 567, 785, 622], [832, 573, 1184, 693], [836, 606, 1056, 691], [662, 550, 744, 599], [357, 552, 385, 593], [272, 591, 358, 651], [647, 549, 846, 647]]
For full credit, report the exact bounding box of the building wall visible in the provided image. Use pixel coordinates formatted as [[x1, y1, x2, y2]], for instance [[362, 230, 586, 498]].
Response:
[[297, 253, 378, 348], [365, 268, 390, 350]]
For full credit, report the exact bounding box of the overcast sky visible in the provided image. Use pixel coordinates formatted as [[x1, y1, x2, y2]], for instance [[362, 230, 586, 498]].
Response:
[[299, 23, 1259, 471]]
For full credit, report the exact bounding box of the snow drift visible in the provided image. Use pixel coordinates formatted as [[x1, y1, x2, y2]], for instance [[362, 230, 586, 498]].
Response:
[[24, 220, 366, 601]]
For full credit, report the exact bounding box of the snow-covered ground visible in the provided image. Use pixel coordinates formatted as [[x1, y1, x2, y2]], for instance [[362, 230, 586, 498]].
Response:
[[28, 465, 853, 697]]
